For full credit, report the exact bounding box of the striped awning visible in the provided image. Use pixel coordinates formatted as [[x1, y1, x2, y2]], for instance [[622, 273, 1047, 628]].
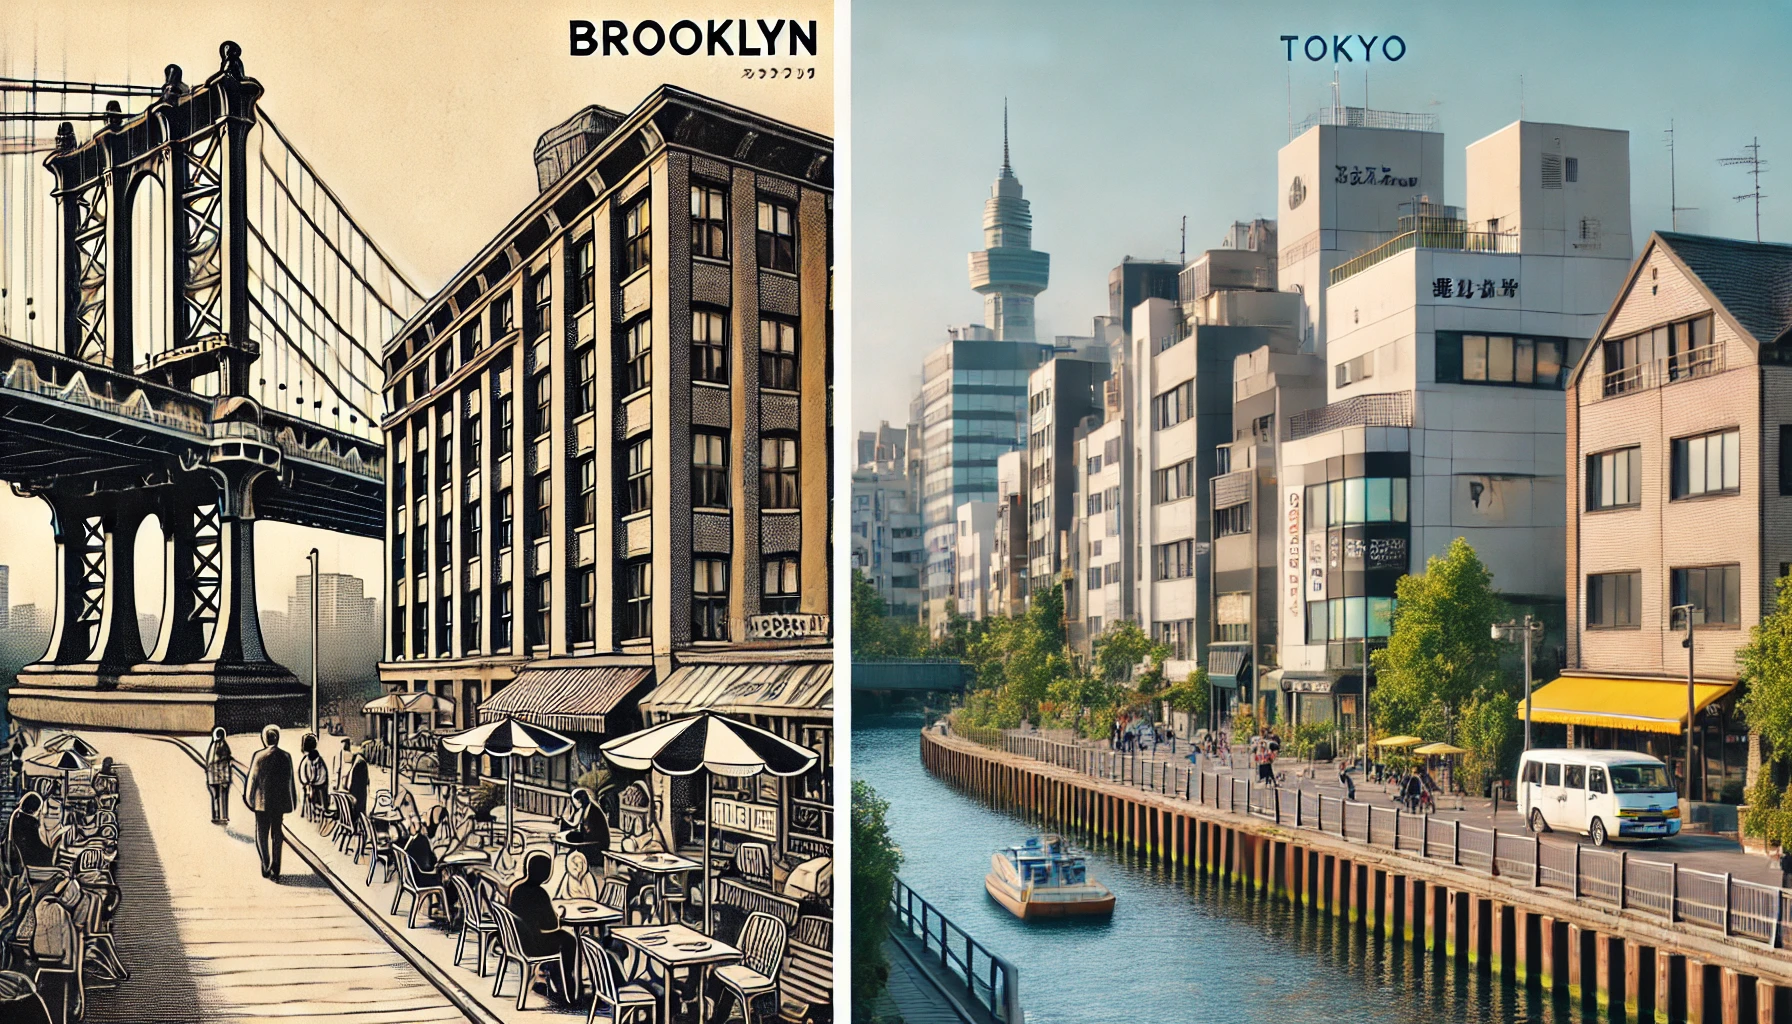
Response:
[[478, 666, 652, 734], [641, 661, 833, 720], [1207, 647, 1248, 687]]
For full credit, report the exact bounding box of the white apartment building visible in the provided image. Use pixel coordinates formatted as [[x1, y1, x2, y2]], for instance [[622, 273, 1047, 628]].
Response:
[[1274, 120, 1634, 725], [955, 501, 998, 620], [852, 457, 924, 620], [1074, 386, 1128, 650]]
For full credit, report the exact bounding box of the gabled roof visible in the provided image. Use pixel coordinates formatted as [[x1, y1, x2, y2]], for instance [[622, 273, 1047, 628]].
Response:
[[1654, 231, 1792, 345]]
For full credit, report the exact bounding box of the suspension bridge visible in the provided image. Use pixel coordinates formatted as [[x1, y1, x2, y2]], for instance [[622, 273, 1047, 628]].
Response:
[[0, 42, 419, 732]]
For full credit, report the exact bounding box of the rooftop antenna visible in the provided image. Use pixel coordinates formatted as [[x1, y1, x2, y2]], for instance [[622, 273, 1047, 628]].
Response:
[[1001, 98, 1011, 176], [1665, 120, 1697, 231], [1519, 74, 1524, 120], [1719, 137, 1768, 242], [1180, 215, 1187, 263]]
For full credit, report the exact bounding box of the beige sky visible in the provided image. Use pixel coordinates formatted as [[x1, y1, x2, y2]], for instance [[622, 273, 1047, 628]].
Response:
[[0, 0, 833, 618]]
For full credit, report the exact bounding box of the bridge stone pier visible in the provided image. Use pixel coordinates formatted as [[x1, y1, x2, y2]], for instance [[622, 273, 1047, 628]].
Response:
[[1, 42, 400, 734]]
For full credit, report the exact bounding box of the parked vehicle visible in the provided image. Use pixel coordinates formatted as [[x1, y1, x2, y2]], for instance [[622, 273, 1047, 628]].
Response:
[[1516, 749, 1680, 846]]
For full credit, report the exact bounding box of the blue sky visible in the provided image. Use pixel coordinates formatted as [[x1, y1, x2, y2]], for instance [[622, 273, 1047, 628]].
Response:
[[851, 0, 1792, 431]]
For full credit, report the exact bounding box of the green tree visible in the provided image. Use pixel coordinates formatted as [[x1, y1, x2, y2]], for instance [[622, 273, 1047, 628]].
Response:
[[851, 570, 926, 660], [1093, 620, 1161, 686], [1160, 666, 1212, 728], [851, 781, 903, 1013], [1740, 575, 1792, 772]]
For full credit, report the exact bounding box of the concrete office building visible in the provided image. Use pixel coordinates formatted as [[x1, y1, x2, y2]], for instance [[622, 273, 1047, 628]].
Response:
[[1275, 119, 1633, 729], [1026, 351, 1110, 599], [955, 501, 999, 621], [852, 447, 924, 621], [1110, 258, 1180, 335], [989, 449, 1029, 621], [1560, 232, 1792, 801], [1071, 380, 1129, 655], [380, 88, 833, 835]]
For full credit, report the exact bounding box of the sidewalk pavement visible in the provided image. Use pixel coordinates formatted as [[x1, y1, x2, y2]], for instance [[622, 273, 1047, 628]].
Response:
[[80, 731, 466, 1024], [1064, 735, 1785, 889]]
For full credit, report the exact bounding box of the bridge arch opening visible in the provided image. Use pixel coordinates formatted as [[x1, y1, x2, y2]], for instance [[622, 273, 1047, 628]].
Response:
[[129, 172, 170, 370], [134, 512, 166, 655]]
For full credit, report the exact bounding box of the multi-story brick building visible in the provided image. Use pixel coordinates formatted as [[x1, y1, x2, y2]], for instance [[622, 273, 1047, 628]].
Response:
[[1559, 231, 1792, 802], [379, 87, 832, 856]]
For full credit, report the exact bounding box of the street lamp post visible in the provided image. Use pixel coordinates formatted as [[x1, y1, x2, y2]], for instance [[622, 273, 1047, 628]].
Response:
[[1672, 602, 1697, 802], [307, 548, 320, 739], [1492, 615, 1543, 751]]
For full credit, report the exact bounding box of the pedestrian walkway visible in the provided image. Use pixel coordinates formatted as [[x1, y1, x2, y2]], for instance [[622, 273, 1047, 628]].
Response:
[[81, 732, 467, 1024], [877, 936, 979, 1024]]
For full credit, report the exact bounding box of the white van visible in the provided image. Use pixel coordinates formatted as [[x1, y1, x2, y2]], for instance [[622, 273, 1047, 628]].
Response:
[[1516, 749, 1680, 846]]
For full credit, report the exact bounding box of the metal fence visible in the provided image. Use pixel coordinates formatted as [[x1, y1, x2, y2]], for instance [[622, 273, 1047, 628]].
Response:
[[1287, 391, 1414, 441], [992, 731, 1792, 951], [890, 877, 1022, 1024]]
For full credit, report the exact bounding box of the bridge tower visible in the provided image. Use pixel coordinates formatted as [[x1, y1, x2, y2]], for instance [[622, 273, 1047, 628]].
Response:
[[9, 43, 308, 734]]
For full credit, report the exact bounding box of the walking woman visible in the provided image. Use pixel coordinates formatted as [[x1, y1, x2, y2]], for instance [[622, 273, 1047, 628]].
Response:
[[297, 733, 330, 822], [205, 727, 234, 825]]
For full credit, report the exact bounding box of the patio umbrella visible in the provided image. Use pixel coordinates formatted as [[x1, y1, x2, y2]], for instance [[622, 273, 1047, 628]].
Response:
[[397, 692, 452, 795], [600, 709, 820, 923], [1374, 735, 1424, 748], [440, 718, 575, 855], [28, 749, 89, 794], [1412, 742, 1469, 756], [43, 735, 98, 758], [364, 694, 409, 797]]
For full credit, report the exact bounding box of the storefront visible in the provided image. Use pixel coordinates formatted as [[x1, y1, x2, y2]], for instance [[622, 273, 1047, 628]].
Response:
[[1522, 672, 1741, 802], [472, 662, 654, 816]]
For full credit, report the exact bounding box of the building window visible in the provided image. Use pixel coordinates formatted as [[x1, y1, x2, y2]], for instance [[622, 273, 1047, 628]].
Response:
[[622, 559, 651, 641], [438, 599, 453, 657], [1435, 333, 1572, 389], [498, 488, 514, 549], [464, 593, 480, 653], [622, 196, 651, 278], [1152, 459, 1196, 504], [1782, 425, 1792, 496], [622, 318, 651, 395], [1671, 565, 1741, 629], [497, 393, 514, 456], [531, 270, 553, 338], [495, 583, 513, 651], [760, 319, 798, 391], [1602, 316, 1715, 396], [1586, 571, 1640, 629], [1316, 477, 1409, 526], [693, 310, 729, 384], [1214, 503, 1251, 537], [466, 414, 482, 471], [691, 183, 728, 260], [1152, 380, 1194, 429], [437, 514, 451, 568], [530, 574, 551, 649], [1155, 620, 1193, 660], [1153, 540, 1195, 581], [491, 292, 514, 340], [1586, 446, 1642, 510], [1314, 596, 1397, 642], [577, 456, 596, 526], [460, 319, 482, 362], [533, 372, 552, 438], [576, 344, 596, 414], [693, 557, 729, 640], [756, 199, 795, 272], [625, 436, 652, 514], [393, 606, 406, 658], [467, 501, 481, 551], [693, 431, 729, 508], [573, 567, 595, 645], [763, 555, 799, 614], [413, 600, 428, 655], [533, 472, 552, 537], [1671, 429, 1740, 499], [570, 237, 594, 311], [761, 436, 798, 509]]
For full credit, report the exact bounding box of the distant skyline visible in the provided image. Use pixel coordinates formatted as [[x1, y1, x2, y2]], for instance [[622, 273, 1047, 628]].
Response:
[[852, 0, 1792, 432]]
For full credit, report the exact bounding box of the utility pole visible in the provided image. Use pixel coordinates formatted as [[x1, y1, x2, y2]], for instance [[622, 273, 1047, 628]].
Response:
[[1672, 602, 1698, 802], [1718, 138, 1768, 243], [1493, 615, 1543, 751], [1666, 121, 1697, 231], [307, 548, 320, 739]]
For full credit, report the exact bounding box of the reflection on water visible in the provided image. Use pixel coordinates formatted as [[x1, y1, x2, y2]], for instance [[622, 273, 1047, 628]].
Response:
[[855, 718, 1605, 1024]]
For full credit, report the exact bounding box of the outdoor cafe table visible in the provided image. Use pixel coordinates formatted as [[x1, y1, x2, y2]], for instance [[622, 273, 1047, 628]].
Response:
[[610, 924, 741, 1024], [605, 850, 701, 923]]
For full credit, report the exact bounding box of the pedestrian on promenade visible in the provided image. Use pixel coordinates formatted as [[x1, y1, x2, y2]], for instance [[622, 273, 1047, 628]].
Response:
[[244, 725, 298, 881], [298, 733, 329, 822], [1777, 846, 1792, 890], [334, 737, 353, 789], [1339, 758, 1358, 802], [204, 727, 234, 825], [346, 746, 370, 821]]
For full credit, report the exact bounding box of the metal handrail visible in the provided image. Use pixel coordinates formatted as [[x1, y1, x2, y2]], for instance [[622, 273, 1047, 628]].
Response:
[[992, 730, 1792, 950], [890, 877, 1022, 1023]]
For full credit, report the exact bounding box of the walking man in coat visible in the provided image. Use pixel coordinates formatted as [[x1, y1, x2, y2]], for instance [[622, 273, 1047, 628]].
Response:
[[245, 725, 298, 880]]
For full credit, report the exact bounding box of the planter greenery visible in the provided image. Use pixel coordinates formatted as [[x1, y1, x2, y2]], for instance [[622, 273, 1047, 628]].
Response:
[[852, 781, 903, 1018]]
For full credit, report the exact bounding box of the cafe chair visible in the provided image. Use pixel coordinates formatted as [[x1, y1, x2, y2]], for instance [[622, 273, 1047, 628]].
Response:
[[450, 875, 498, 976], [391, 849, 447, 928], [735, 843, 772, 889], [712, 911, 787, 1024], [488, 904, 564, 1011], [579, 932, 655, 1024], [361, 814, 398, 886]]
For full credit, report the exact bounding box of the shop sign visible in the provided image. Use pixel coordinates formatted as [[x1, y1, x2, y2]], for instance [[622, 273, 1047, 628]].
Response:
[[711, 797, 778, 841]]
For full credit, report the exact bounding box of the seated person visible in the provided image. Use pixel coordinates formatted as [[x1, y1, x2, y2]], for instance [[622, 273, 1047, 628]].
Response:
[[7, 793, 53, 870], [507, 852, 578, 1003], [557, 788, 611, 859], [555, 850, 599, 901]]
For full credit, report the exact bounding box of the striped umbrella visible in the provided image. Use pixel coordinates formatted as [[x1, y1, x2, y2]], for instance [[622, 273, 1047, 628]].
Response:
[[43, 734, 99, 758], [600, 710, 819, 918], [441, 718, 576, 854]]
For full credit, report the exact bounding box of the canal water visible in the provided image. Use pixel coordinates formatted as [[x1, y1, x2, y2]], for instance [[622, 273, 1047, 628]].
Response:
[[856, 717, 1607, 1024]]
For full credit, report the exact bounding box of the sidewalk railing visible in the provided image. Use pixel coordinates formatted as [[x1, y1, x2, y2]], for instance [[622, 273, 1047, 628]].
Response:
[[890, 877, 1021, 1024], [983, 731, 1792, 952]]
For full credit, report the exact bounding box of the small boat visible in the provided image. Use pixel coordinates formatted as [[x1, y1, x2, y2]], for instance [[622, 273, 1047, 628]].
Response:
[[985, 834, 1115, 920]]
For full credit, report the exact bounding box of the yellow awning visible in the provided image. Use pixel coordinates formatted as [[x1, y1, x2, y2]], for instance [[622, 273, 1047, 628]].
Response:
[[1520, 674, 1733, 735]]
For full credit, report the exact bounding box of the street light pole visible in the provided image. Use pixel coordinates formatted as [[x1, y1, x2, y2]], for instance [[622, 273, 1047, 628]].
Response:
[[307, 548, 320, 739], [1493, 615, 1543, 751], [1672, 602, 1697, 802]]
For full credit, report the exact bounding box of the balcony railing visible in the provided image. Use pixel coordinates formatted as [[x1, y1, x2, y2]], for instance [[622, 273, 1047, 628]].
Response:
[[1600, 342, 1726, 399], [1287, 391, 1414, 441], [1329, 228, 1520, 287]]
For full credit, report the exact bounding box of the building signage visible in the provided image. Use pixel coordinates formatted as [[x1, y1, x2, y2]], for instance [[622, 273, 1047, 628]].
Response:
[[1366, 535, 1408, 572], [1285, 490, 1302, 622], [1288, 176, 1307, 210], [1306, 536, 1326, 600], [1432, 277, 1518, 300], [711, 796, 779, 841], [1334, 165, 1419, 188], [1280, 34, 1407, 63]]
